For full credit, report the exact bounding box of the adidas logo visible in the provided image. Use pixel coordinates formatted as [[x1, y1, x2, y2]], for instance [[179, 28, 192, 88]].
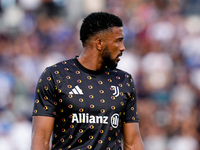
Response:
[[69, 85, 84, 95]]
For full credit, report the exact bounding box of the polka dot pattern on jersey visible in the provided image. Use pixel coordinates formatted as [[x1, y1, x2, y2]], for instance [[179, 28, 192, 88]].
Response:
[[32, 57, 139, 149]]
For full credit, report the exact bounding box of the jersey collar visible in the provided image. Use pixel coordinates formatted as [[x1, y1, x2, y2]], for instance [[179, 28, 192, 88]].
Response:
[[74, 56, 106, 75]]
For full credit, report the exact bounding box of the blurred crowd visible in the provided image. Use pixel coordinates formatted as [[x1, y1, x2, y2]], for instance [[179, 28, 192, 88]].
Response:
[[0, 0, 200, 149]]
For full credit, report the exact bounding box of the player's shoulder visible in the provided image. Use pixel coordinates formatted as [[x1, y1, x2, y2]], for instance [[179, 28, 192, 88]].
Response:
[[54, 58, 75, 68], [45, 58, 75, 72]]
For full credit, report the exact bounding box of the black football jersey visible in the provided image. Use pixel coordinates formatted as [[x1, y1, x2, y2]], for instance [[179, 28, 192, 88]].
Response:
[[32, 57, 139, 150]]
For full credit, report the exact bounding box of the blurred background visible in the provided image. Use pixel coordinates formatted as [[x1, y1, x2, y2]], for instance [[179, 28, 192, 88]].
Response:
[[0, 0, 200, 149]]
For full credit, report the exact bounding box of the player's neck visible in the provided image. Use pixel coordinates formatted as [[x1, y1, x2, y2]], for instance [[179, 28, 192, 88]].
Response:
[[77, 50, 105, 71]]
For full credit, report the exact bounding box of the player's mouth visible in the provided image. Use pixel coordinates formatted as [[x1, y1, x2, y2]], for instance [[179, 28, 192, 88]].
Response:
[[116, 52, 123, 61]]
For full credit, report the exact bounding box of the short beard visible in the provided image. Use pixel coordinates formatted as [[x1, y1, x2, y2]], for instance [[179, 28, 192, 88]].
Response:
[[102, 46, 117, 70]]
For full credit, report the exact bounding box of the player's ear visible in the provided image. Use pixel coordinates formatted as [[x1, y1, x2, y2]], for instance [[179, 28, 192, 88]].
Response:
[[96, 38, 104, 51]]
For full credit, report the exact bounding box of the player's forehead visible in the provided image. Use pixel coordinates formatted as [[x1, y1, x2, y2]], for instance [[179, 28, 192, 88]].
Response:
[[106, 27, 124, 40]]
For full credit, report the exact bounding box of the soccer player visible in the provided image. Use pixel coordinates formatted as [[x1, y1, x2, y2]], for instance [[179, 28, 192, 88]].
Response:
[[31, 12, 144, 150]]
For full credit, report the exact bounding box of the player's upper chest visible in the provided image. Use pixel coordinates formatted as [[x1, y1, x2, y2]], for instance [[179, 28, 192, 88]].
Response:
[[54, 68, 131, 111]]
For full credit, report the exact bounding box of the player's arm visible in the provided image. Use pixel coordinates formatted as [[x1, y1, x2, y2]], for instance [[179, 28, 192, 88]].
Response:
[[31, 116, 55, 150], [123, 122, 144, 150]]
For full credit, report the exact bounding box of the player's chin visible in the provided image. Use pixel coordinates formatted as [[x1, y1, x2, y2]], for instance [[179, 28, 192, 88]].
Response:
[[113, 60, 119, 68], [115, 57, 120, 63]]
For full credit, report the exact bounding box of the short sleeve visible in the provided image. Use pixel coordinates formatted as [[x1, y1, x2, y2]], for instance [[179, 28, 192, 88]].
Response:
[[32, 67, 58, 117], [123, 75, 139, 123]]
